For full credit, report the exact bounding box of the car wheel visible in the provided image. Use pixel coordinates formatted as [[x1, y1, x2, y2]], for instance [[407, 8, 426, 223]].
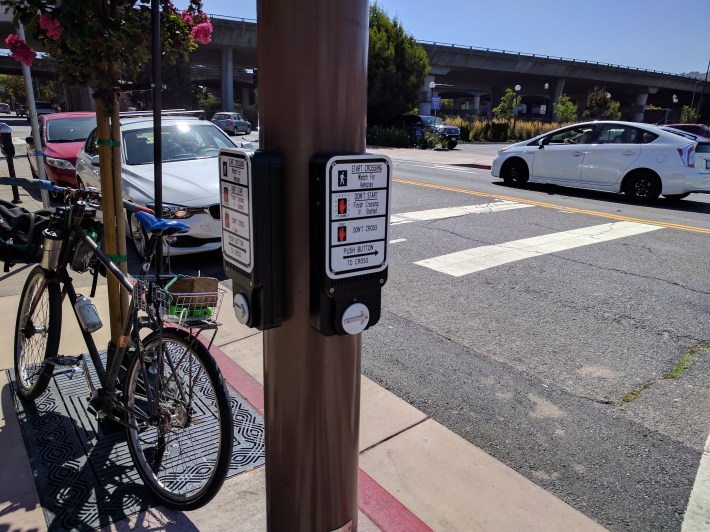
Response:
[[232, 127, 238, 136], [447, 140, 458, 150], [246, 125, 251, 135], [501, 159, 529, 186], [624, 172, 661, 203], [662, 193, 690, 202], [129, 211, 149, 259]]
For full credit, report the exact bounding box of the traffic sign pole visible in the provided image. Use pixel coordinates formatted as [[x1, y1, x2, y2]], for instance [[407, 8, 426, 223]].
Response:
[[258, 1, 367, 529]]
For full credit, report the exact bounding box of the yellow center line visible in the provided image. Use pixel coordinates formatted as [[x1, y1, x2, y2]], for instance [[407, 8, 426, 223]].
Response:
[[393, 178, 710, 235]]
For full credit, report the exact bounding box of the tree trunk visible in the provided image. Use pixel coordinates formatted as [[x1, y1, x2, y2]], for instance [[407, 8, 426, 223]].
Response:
[[94, 94, 127, 345]]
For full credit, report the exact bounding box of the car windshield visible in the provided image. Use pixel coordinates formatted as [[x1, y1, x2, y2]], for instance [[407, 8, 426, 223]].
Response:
[[46, 116, 97, 143], [420, 116, 444, 127], [123, 123, 234, 165]]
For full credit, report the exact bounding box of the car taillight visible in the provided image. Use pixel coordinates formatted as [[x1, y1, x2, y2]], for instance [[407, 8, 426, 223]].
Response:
[[227, 119, 233, 124], [677, 143, 696, 167]]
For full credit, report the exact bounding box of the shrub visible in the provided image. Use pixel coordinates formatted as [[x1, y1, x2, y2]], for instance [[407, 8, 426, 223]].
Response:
[[196, 94, 221, 119], [366, 126, 416, 148]]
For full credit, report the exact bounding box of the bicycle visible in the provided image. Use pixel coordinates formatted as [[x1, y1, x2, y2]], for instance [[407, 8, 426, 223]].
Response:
[[8, 178, 233, 510]]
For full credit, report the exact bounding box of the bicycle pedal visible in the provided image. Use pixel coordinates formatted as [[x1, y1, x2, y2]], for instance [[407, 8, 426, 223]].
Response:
[[49, 355, 83, 367]]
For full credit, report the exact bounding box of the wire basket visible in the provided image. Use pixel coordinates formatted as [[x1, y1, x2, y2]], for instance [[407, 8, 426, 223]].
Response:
[[133, 275, 225, 328]]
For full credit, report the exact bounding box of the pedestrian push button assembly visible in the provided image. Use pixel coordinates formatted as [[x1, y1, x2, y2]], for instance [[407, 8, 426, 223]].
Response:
[[310, 153, 392, 336], [220, 149, 283, 330]]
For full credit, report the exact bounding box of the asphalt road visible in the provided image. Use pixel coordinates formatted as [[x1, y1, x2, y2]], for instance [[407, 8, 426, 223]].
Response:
[[361, 160, 710, 531]]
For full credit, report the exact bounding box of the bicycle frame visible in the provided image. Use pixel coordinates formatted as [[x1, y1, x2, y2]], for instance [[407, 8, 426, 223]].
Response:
[[37, 202, 163, 427]]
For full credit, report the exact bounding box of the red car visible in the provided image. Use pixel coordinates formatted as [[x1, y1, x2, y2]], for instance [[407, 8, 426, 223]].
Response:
[[26, 111, 96, 188]]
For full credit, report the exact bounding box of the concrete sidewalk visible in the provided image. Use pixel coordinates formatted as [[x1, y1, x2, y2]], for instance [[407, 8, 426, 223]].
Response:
[[0, 152, 605, 531]]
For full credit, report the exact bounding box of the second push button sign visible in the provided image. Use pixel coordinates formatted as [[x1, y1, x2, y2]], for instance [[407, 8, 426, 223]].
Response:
[[325, 154, 392, 279]]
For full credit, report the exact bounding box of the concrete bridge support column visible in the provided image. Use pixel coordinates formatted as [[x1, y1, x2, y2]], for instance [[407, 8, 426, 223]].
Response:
[[221, 47, 234, 111], [473, 94, 480, 115], [633, 92, 649, 122], [241, 87, 250, 108]]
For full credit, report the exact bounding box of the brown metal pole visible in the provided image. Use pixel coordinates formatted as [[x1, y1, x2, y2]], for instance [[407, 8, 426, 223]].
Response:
[[258, 1, 368, 530]]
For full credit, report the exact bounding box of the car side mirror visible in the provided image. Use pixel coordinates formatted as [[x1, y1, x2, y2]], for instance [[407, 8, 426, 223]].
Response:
[[90, 154, 100, 167], [538, 138, 549, 149]]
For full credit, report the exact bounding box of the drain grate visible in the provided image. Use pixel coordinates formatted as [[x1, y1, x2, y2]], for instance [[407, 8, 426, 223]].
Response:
[[7, 354, 265, 531]]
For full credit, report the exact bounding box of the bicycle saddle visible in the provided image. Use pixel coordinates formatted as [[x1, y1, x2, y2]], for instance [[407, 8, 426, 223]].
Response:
[[134, 210, 190, 236]]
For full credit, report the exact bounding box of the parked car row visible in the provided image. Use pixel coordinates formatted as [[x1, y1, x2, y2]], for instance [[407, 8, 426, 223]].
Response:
[[491, 120, 709, 202]]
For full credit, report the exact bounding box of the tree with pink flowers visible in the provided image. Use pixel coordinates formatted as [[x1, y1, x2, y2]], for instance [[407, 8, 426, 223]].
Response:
[[0, 0, 214, 344], [1, 0, 212, 92]]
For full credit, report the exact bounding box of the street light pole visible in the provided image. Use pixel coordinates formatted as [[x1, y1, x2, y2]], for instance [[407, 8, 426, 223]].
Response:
[[429, 81, 437, 117], [544, 82, 549, 120], [511, 84, 521, 140]]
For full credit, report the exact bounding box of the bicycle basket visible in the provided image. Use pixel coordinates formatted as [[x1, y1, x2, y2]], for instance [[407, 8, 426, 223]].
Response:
[[133, 275, 224, 327]]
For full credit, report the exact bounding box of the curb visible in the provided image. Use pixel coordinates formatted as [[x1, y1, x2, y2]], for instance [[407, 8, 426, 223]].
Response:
[[207, 336, 431, 531]]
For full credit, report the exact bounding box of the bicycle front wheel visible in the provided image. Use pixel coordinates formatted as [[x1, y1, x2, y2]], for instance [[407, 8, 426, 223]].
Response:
[[124, 328, 233, 510], [14, 265, 61, 400]]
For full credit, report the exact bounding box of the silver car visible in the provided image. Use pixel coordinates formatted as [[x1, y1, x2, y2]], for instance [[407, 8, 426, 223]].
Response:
[[210, 112, 252, 136]]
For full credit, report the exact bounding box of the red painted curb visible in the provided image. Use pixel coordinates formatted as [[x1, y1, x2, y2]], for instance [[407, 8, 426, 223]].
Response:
[[206, 338, 265, 414], [206, 336, 430, 531], [359, 469, 433, 531]]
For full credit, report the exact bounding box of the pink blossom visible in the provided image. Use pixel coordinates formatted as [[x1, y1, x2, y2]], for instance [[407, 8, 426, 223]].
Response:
[[5, 35, 36, 67], [39, 13, 62, 41], [193, 12, 209, 24], [181, 10, 193, 24], [191, 22, 212, 44]]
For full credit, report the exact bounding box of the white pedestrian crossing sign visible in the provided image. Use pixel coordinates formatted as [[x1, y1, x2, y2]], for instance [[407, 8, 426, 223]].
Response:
[[324, 154, 392, 279]]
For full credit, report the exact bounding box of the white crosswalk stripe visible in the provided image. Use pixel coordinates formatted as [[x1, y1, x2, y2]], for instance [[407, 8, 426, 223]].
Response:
[[390, 200, 532, 225], [415, 221, 663, 277]]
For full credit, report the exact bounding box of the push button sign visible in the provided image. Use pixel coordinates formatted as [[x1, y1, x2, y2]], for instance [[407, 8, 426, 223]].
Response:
[[325, 154, 391, 279]]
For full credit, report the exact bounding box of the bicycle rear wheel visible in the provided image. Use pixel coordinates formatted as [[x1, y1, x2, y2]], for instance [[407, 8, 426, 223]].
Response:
[[14, 265, 62, 400], [124, 328, 233, 510]]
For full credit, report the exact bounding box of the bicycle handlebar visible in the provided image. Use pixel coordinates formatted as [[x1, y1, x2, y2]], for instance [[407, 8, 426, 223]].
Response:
[[0, 177, 62, 193], [0, 176, 153, 214]]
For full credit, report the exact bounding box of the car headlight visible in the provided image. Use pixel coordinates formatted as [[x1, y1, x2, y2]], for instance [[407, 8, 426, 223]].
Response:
[[45, 157, 75, 171], [146, 202, 205, 219]]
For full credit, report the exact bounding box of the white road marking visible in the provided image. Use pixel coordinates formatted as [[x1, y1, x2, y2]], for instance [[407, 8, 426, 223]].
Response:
[[390, 201, 531, 225], [681, 431, 710, 531], [415, 221, 663, 277], [389, 238, 407, 244]]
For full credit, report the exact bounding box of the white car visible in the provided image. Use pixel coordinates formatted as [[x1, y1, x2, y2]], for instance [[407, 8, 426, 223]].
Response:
[[75, 115, 240, 255], [491, 121, 708, 202]]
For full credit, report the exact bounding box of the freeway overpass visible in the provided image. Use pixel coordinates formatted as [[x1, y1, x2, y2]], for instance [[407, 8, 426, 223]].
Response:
[[0, 13, 706, 122]]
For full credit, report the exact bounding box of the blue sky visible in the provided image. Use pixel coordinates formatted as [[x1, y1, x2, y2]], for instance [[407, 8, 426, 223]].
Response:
[[175, 0, 709, 75]]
